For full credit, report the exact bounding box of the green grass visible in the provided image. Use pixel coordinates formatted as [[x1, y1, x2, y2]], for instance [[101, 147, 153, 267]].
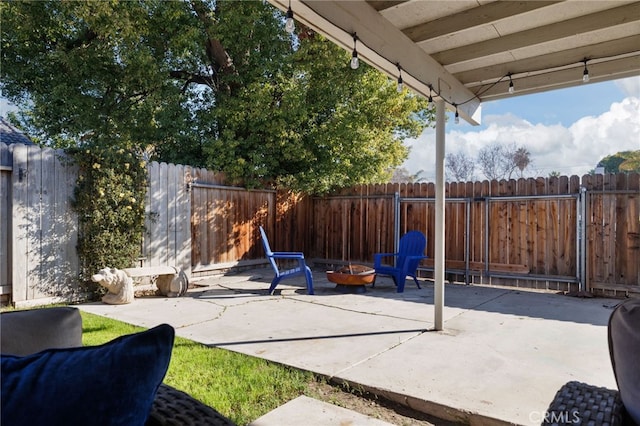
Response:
[[81, 312, 314, 425]]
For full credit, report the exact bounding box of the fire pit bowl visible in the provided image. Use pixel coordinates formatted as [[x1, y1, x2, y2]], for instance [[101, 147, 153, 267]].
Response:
[[326, 265, 375, 293]]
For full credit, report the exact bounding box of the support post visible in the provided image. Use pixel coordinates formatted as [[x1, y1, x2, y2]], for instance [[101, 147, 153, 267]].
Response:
[[434, 99, 446, 331]]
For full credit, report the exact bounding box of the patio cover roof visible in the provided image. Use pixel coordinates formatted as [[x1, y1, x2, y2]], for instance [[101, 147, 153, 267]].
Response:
[[267, 0, 640, 330], [268, 0, 640, 125]]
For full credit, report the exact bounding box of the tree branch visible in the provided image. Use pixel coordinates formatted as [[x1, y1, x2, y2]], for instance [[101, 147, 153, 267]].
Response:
[[169, 70, 216, 92], [64, 28, 98, 51], [188, 0, 237, 88]]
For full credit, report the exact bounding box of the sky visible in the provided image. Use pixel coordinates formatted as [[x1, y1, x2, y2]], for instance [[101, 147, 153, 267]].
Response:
[[403, 76, 640, 181]]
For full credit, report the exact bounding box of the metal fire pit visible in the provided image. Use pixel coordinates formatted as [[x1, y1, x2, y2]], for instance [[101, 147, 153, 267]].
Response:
[[326, 265, 375, 294]]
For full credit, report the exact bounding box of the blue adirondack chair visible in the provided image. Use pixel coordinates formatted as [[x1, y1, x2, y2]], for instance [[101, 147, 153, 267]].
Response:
[[373, 231, 427, 293], [259, 226, 314, 295]]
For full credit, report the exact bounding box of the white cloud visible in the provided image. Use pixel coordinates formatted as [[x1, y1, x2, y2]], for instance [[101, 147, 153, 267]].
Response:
[[403, 96, 640, 181], [615, 76, 640, 98]]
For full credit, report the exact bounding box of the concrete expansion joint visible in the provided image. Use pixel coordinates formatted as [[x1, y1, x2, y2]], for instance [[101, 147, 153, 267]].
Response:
[[332, 330, 424, 378], [448, 289, 512, 323], [285, 295, 429, 324]]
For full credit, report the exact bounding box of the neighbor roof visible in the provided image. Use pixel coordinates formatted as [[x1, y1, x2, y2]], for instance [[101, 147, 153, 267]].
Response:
[[0, 117, 33, 145]]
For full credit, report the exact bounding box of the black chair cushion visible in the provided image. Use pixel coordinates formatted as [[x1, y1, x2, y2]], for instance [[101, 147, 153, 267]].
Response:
[[609, 298, 640, 425]]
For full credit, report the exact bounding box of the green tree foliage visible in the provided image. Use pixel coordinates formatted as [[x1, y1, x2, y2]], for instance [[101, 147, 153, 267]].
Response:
[[1, 0, 430, 194], [597, 150, 640, 173]]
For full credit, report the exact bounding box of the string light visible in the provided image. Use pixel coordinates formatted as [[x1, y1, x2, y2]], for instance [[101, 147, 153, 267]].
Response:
[[327, 24, 617, 122], [582, 59, 590, 83], [285, 0, 295, 33], [350, 33, 359, 69], [396, 63, 403, 92]]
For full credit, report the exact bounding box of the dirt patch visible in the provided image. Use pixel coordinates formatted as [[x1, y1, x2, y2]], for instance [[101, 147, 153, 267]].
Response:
[[306, 379, 463, 426]]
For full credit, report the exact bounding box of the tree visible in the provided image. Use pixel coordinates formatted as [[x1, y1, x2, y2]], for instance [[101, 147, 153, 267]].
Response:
[[390, 167, 427, 183], [478, 144, 504, 180], [0, 1, 430, 194], [445, 152, 475, 182], [478, 142, 531, 180], [597, 150, 640, 173]]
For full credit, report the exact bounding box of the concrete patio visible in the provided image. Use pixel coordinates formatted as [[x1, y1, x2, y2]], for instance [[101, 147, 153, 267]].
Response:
[[77, 269, 621, 426]]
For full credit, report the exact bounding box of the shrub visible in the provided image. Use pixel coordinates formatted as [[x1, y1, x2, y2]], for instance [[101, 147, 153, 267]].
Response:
[[68, 146, 148, 295]]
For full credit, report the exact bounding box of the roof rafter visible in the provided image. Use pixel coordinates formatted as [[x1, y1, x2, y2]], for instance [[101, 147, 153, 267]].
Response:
[[402, 1, 561, 43], [432, 2, 640, 66]]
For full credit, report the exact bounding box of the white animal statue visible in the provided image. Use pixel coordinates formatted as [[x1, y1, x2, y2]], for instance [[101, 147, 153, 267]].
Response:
[[91, 267, 134, 305]]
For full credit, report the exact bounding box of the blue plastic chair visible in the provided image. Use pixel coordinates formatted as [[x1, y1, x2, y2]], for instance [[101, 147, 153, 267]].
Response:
[[373, 231, 427, 293], [259, 226, 314, 295]]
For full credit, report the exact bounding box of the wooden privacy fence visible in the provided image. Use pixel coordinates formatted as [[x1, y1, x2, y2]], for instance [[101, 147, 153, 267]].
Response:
[[1, 143, 79, 306], [1, 143, 193, 307], [308, 174, 639, 296], [2, 141, 638, 306]]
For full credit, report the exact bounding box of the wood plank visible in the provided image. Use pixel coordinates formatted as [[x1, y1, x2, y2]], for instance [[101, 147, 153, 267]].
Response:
[[11, 144, 28, 303], [0, 169, 10, 287], [175, 165, 191, 274], [403, 1, 560, 43], [535, 198, 548, 275], [167, 163, 177, 267], [547, 200, 559, 275], [625, 191, 640, 287], [26, 144, 43, 301], [62, 150, 79, 287], [37, 147, 55, 299]]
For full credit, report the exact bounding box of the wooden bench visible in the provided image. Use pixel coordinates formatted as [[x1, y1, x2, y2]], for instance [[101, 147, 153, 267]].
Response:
[[122, 266, 189, 297]]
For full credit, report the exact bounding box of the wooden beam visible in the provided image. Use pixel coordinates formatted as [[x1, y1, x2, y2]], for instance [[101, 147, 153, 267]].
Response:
[[455, 34, 640, 86], [268, 0, 481, 124], [432, 3, 640, 66], [366, 0, 407, 12], [404, 1, 560, 43], [475, 55, 640, 101]]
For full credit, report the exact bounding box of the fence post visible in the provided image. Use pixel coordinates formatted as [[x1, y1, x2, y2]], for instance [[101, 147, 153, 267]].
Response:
[[393, 191, 400, 265], [465, 199, 471, 285], [577, 186, 587, 292]]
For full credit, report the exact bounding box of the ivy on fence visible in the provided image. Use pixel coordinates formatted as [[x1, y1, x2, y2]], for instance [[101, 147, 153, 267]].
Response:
[[68, 146, 148, 294]]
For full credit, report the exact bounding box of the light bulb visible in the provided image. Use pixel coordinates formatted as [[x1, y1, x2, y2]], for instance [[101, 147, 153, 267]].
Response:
[[285, 7, 295, 33], [508, 80, 514, 94], [350, 51, 359, 70], [582, 59, 589, 83], [397, 76, 403, 92], [454, 110, 460, 124]]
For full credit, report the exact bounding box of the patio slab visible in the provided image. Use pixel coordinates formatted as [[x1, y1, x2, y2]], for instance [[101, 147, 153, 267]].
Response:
[[78, 268, 620, 426], [249, 395, 395, 426]]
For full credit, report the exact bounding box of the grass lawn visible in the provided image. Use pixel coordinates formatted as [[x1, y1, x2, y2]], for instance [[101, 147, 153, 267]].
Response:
[[81, 311, 315, 425]]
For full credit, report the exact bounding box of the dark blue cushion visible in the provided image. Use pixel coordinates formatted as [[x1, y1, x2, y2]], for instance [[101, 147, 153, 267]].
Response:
[[1, 324, 174, 426]]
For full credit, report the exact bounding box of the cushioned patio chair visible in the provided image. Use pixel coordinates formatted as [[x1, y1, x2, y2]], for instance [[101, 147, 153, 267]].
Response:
[[373, 230, 427, 293], [259, 226, 314, 295], [543, 298, 640, 425], [1, 307, 235, 426]]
